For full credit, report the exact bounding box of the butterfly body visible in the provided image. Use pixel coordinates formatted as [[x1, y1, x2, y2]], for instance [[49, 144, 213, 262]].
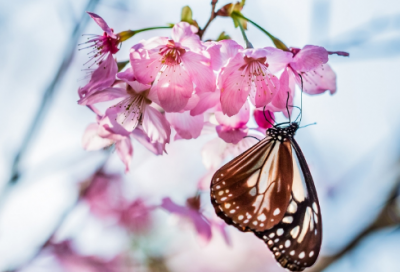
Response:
[[210, 122, 321, 271]]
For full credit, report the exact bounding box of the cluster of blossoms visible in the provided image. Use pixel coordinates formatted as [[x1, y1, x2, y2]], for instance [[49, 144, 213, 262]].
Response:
[[79, 12, 347, 172]]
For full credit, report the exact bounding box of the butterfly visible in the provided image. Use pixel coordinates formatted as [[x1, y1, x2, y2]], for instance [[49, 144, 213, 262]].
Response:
[[210, 110, 322, 271]]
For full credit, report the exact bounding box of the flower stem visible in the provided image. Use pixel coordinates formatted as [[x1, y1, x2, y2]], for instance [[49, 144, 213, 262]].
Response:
[[235, 16, 253, 49], [232, 12, 289, 51], [118, 26, 173, 42]]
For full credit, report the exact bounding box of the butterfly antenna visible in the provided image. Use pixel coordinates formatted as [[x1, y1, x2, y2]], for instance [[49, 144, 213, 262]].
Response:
[[298, 73, 304, 125], [244, 135, 261, 142], [285, 92, 291, 123], [263, 106, 275, 127], [299, 122, 317, 129]]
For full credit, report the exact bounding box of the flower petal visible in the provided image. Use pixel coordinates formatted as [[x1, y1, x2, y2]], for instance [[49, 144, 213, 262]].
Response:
[[215, 100, 249, 128], [82, 123, 113, 151], [254, 108, 274, 129], [78, 87, 127, 105], [290, 45, 329, 72], [219, 53, 251, 116], [115, 137, 133, 172], [86, 12, 117, 38], [152, 65, 193, 112], [271, 67, 295, 111], [142, 106, 171, 144], [130, 45, 163, 84], [172, 22, 203, 52], [296, 63, 336, 95], [117, 67, 136, 82], [190, 91, 220, 116], [79, 53, 118, 98], [166, 111, 204, 140], [216, 126, 248, 144], [131, 128, 164, 155], [250, 72, 280, 108], [181, 51, 215, 93]]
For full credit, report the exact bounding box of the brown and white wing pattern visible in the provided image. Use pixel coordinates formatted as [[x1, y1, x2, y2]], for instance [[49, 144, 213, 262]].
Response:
[[254, 138, 322, 271], [210, 137, 294, 233]]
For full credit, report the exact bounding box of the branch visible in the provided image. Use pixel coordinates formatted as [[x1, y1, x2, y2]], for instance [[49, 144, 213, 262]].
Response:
[[198, 0, 218, 39], [309, 180, 400, 272]]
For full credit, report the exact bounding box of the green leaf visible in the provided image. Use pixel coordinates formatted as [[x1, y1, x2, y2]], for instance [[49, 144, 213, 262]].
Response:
[[117, 60, 129, 72], [217, 31, 231, 41], [240, 0, 246, 7], [181, 6, 193, 23]]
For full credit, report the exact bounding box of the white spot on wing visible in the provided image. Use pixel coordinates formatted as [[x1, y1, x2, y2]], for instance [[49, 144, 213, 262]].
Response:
[[282, 216, 293, 224], [287, 201, 297, 214], [238, 215, 244, 220], [299, 252, 305, 259], [312, 202, 318, 214], [290, 250, 295, 256], [309, 251, 314, 257], [257, 214, 266, 221], [249, 187, 257, 196], [247, 170, 259, 187], [269, 233, 275, 238], [291, 226, 300, 239], [273, 208, 280, 216], [291, 146, 308, 202], [285, 240, 291, 248], [225, 203, 231, 209], [297, 207, 312, 243], [277, 228, 284, 236]]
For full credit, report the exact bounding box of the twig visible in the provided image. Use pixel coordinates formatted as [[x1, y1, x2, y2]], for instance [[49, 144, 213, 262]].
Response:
[[5, 0, 100, 186], [309, 180, 400, 272], [198, 0, 218, 39]]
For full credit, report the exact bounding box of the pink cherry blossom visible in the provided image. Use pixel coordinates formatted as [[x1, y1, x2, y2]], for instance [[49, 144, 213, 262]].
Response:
[[272, 45, 348, 112], [117, 198, 154, 234], [219, 46, 292, 116], [82, 122, 133, 172], [253, 108, 274, 130], [80, 169, 123, 219], [49, 240, 127, 272], [166, 111, 204, 140], [215, 101, 250, 144], [80, 12, 120, 67], [79, 68, 171, 153], [78, 53, 118, 100], [160, 197, 212, 244], [130, 22, 215, 112]]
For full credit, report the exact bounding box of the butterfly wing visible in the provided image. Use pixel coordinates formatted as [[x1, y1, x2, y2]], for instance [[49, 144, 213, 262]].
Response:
[[210, 137, 294, 233], [254, 138, 322, 271]]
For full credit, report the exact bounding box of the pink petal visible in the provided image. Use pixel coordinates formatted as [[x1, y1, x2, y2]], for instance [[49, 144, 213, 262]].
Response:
[[98, 114, 130, 138], [160, 197, 212, 244], [172, 22, 203, 52], [205, 42, 223, 71], [183, 93, 200, 111], [254, 108, 274, 129], [166, 111, 204, 140], [82, 123, 113, 150], [115, 137, 133, 172], [263, 47, 293, 73], [271, 67, 295, 111], [78, 87, 127, 105], [117, 67, 135, 82], [215, 100, 249, 128], [126, 80, 151, 94], [250, 72, 280, 108], [216, 126, 248, 144], [201, 138, 228, 170], [219, 40, 243, 69], [152, 65, 193, 112], [190, 91, 220, 116], [290, 45, 329, 72], [79, 53, 118, 98], [104, 98, 145, 132], [142, 106, 171, 144], [86, 12, 117, 39], [130, 44, 163, 84], [131, 128, 164, 155], [219, 53, 251, 116], [296, 63, 336, 95], [181, 51, 215, 94]]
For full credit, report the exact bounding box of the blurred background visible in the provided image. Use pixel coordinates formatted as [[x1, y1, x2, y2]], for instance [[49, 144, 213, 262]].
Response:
[[1, 0, 400, 271]]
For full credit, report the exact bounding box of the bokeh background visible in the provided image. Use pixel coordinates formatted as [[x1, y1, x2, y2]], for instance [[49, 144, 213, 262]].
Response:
[[1, 0, 400, 271]]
